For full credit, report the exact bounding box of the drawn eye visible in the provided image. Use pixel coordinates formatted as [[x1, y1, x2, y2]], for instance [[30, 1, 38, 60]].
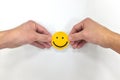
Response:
[[56, 37, 58, 39], [62, 37, 64, 39]]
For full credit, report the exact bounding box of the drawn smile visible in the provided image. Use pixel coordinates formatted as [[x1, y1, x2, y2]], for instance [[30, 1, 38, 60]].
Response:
[[53, 41, 68, 48]]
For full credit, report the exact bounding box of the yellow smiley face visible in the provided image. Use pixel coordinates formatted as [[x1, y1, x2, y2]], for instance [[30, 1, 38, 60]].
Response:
[[52, 32, 69, 50]]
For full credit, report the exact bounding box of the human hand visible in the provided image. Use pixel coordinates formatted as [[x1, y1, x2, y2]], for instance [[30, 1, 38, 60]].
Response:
[[0, 20, 51, 49], [69, 18, 114, 49]]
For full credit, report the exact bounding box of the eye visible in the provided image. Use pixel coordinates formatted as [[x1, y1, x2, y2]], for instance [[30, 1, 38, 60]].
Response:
[[62, 37, 64, 39], [56, 37, 58, 39]]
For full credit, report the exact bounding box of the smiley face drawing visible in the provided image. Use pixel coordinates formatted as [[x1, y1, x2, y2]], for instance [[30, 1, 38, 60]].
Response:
[[52, 32, 69, 50]]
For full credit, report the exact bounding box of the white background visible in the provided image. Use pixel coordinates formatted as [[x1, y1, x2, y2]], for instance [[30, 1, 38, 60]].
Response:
[[0, 0, 120, 80]]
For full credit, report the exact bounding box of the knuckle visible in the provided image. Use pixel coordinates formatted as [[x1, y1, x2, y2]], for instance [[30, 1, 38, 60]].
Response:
[[73, 25, 77, 29], [27, 20, 35, 23], [85, 17, 91, 20], [27, 20, 36, 26], [25, 20, 36, 29], [84, 17, 91, 22], [73, 24, 78, 29]]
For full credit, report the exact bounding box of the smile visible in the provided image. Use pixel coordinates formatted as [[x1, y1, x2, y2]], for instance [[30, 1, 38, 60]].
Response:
[[53, 41, 68, 48]]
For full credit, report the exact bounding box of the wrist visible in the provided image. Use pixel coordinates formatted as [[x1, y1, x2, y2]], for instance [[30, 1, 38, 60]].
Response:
[[0, 30, 13, 49], [108, 32, 120, 51]]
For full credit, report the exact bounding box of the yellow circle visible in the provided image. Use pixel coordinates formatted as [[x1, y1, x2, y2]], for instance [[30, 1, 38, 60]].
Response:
[[52, 32, 69, 50]]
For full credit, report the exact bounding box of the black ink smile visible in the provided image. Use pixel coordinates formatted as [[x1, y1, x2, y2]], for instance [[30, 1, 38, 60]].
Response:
[[53, 41, 68, 48]]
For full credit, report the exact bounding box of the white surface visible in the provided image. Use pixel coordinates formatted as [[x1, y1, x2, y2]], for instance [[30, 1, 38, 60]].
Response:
[[0, 0, 120, 80]]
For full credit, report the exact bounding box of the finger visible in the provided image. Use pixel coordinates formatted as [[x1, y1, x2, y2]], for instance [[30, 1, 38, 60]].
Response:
[[77, 40, 86, 48], [35, 23, 51, 35], [42, 42, 51, 48], [69, 32, 84, 41], [70, 41, 74, 45], [31, 42, 45, 49], [71, 41, 77, 46], [26, 20, 51, 35], [35, 41, 51, 48], [45, 42, 52, 47], [70, 22, 84, 34], [36, 33, 51, 42], [48, 42, 52, 46], [72, 41, 79, 49]]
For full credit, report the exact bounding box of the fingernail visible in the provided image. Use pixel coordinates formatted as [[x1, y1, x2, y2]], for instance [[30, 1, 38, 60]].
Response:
[[70, 41, 74, 45], [69, 36, 72, 41], [74, 44, 77, 48], [46, 44, 51, 48], [48, 37, 52, 42], [48, 42, 51, 46], [73, 45, 75, 49]]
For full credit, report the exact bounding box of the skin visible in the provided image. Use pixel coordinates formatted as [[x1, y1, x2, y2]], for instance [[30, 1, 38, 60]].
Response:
[[0, 20, 51, 49], [69, 18, 120, 53], [0, 18, 120, 53]]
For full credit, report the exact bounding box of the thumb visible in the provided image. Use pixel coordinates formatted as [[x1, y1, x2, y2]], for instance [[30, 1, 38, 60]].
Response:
[[69, 32, 84, 41], [36, 33, 51, 42]]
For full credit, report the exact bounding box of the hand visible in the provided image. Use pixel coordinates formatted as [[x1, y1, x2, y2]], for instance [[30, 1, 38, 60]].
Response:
[[69, 18, 114, 49], [0, 20, 51, 49]]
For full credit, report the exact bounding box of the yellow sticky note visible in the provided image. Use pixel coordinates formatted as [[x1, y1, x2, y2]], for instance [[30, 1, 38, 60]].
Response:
[[52, 32, 69, 50]]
